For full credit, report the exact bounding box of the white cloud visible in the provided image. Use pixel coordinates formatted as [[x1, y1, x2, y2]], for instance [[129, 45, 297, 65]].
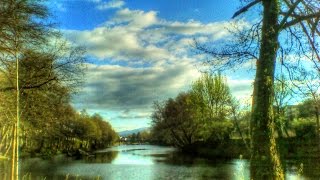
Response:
[[64, 8, 248, 65], [91, 0, 125, 10], [65, 7, 252, 130], [73, 61, 201, 112], [158, 20, 231, 37], [111, 8, 158, 28], [72, 62, 254, 130], [118, 110, 151, 119], [228, 79, 253, 99]]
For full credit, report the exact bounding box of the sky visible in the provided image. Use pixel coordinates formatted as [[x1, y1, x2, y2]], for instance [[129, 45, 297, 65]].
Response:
[[48, 0, 257, 132]]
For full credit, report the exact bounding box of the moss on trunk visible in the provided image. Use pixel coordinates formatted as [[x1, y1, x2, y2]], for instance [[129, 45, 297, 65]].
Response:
[[250, 0, 284, 179]]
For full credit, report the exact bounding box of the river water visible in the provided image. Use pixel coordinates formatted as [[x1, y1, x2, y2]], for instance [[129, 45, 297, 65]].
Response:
[[1, 145, 319, 179]]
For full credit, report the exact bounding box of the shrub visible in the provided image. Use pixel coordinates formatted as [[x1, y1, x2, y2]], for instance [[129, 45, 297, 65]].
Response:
[[293, 120, 316, 139]]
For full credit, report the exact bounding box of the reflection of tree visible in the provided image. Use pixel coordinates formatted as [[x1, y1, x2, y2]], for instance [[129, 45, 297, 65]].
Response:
[[85, 151, 119, 163], [157, 151, 197, 165], [289, 158, 320, 178]]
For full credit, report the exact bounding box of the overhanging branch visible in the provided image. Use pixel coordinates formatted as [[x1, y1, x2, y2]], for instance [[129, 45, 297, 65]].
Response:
[[232, 0, 262, 19]]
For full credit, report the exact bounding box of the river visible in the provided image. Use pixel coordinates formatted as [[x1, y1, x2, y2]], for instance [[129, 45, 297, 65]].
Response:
[[1, 145, 319, 179]]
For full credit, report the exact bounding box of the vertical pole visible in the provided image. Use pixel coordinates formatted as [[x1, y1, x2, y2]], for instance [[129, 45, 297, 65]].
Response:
[[13, 5, 20, 178], [16, 50, 19, 180], [10, 125, 16, 180]]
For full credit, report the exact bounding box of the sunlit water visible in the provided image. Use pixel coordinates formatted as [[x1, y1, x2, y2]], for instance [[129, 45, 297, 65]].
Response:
[[1, 145, 318, 179]]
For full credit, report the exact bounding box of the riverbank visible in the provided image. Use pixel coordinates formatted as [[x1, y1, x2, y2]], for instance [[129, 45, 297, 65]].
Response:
[[177, 139, 250, 160], [173, 138, 320, 161], [19, 142, 117, 160]]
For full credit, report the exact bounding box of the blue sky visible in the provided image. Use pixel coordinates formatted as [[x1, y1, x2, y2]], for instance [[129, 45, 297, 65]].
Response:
[[49, 0, 241, 30], [48, 0, 257, 131]]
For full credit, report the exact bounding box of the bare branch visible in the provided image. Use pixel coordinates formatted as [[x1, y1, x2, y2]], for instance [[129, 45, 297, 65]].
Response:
[[232, 0, 262, 19], [279, 0, 304, 29], [0, 77, 57, 92], [299, 21, 320, 71], [282, 11, 320, 29]]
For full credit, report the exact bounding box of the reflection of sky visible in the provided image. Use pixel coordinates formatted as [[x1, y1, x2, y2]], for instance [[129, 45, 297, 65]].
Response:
[[111, 152, 154, 165], [110, 145, 174, 165], [231, 159, 306, 180], [232, 159, 250, 180], [21, 145, 311, 179]]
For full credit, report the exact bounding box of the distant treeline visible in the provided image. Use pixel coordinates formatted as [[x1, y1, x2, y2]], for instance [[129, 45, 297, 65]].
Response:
[[120, 131, 152, 144]]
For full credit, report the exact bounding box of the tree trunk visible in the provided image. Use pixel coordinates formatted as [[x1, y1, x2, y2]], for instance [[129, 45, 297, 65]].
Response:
[[314, 105, 320, 152], [250, 0, 284, 179]]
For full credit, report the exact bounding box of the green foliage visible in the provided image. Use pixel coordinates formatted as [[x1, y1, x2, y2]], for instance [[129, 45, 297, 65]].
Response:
[[139, 130, 151, 142], [273, 76, 293, 138], [297, 99, 316, 119], [151, 92, 203, 146], [151, 73, 234, 148], [205, 121, 233, 142], [293, 120, 317, 139], [0, 0, 116, 158], [20, 105, 118, 156], [191, 72, 232, 121]]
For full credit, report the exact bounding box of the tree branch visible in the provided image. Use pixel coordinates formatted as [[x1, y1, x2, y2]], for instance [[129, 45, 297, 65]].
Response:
[[279, 0, 304, 29], [232, 0, 262, 19], [0, 77, 57, 92], [282, 11, 320, 29]]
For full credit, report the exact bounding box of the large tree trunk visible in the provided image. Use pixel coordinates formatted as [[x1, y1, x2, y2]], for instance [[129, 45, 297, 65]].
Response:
[[314, 105, 320, 152], [250, 0, 284, 179]]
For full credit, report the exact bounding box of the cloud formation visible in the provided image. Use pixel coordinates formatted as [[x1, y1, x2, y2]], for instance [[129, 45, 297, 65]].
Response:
[[64, 8, 247, 63], [73, 61, 201, 112], [65, 7, 252, 130], [90, 0, 125, 10], [73, 62, 254, 125]]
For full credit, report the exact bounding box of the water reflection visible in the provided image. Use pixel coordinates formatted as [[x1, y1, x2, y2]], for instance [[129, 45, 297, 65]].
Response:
[[1, 145, 319, 179], [286, 158, 320, 179], [84, 150, 118, 163]]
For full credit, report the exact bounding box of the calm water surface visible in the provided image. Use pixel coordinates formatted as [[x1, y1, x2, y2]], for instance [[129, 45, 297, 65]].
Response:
[[1, 145, 319, 179]]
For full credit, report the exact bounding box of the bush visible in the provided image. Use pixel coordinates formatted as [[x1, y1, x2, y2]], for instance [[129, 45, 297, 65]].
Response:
[[293, 120, 316, 139]]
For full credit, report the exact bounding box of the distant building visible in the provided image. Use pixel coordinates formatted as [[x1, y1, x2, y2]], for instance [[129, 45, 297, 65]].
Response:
[[119, 136, 127, 142]]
